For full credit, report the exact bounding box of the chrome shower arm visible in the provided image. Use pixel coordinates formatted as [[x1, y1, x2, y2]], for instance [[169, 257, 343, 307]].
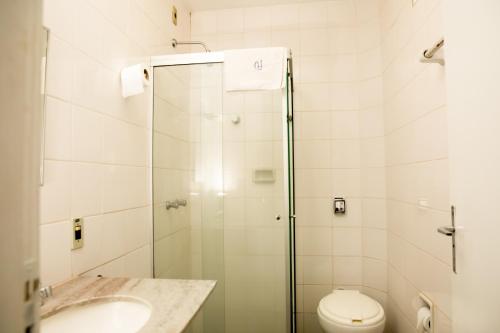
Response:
[[171, 38, 210, 52]]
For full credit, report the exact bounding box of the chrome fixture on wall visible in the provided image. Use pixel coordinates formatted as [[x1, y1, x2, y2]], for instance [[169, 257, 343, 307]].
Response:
[[420, 37, 445, 65], [165, 199, 188, 210], [171, 38, 211, 52]]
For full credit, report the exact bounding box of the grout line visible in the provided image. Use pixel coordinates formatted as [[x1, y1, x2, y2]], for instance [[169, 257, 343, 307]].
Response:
[[46, 94, 150, 130], [40, 204, 151, 226], [44, 158, 150, 168], [387, 230, 452, 269], [384, 103, 447, 136]]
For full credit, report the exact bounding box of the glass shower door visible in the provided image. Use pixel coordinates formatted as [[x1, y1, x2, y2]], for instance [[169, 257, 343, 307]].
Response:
[[152, 54, 295, 333], [152, 62, 225, 333], [221, 67, 295, 332]]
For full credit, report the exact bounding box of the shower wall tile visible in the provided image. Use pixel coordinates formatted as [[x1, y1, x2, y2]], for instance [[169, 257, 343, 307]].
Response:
[[40, 0, 191, 286], [192, 1, 388, 329]]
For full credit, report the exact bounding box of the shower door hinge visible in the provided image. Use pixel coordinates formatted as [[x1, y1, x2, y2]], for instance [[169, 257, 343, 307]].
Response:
[[287, 114, 293, 122]]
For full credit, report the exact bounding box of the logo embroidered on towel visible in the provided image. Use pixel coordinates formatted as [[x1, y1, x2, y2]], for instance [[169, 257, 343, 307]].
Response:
[[254, 59, 263, 71]]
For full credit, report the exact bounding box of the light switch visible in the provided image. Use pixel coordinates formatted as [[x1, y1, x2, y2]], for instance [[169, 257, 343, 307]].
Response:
[[72, 218, 83, 250]]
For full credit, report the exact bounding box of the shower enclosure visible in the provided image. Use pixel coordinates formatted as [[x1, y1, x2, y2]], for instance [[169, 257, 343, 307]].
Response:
[[151, 51, 296, 333]]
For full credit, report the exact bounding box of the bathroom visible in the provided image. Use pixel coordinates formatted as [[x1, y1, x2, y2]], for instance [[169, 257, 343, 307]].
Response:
[[1, 0, 499, 332]]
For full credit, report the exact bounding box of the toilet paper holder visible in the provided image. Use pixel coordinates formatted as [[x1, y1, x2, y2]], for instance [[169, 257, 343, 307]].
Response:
[[417, 293, 433, 333]]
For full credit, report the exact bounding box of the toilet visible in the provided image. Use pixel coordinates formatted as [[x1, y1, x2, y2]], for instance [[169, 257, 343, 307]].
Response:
[[317, 289, 385, 333]]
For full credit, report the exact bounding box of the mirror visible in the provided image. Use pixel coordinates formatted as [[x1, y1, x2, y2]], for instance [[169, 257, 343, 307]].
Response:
[[40, 27, 49, 186]]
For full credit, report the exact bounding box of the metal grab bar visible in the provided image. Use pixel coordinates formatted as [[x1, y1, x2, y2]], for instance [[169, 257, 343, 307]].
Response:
[[423, 38, 444, 59], [421, 38, 445, 65]]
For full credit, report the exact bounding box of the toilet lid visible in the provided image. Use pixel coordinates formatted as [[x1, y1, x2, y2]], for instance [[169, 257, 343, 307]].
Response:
[[318, 290, 384, 326]]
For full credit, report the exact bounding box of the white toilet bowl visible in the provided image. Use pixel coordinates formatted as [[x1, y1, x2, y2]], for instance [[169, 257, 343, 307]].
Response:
[[317, 290, 385, 333]]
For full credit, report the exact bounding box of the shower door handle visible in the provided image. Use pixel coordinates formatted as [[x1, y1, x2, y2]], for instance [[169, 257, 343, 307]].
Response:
[[437, 205, 457, 274], [437, 226, 455, 236]]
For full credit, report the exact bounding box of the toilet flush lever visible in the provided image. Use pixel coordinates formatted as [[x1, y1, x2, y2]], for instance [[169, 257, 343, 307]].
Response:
[[437, 205, 457, 274]]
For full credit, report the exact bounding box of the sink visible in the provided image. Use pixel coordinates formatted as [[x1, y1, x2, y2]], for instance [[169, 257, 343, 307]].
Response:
[[41, 296, 152, 333]]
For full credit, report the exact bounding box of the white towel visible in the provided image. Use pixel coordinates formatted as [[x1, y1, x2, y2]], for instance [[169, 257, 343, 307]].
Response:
[[224, 47, 287, 91]]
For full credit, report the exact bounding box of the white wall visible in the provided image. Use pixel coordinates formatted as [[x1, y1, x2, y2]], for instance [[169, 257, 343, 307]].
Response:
[[380, 0, 452, 332], [39, 0, 191, 286]]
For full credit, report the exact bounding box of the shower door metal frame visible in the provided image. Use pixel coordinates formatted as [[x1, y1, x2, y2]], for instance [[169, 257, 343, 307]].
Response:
[[150, 50, 296, 333]]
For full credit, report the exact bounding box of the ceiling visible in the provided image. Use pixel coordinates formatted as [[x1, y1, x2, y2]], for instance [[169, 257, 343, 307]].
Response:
[[185, 0, 320, 11]]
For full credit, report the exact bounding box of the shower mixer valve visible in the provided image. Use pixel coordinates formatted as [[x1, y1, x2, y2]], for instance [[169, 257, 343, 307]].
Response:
[[166, 199, 188, 210]]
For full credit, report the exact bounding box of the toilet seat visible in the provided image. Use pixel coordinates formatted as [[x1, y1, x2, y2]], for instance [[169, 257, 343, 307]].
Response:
[[317, 290, 385, 328]]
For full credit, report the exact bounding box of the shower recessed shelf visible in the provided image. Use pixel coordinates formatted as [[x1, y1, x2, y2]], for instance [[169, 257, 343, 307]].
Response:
[[252, 169, 275, 183]]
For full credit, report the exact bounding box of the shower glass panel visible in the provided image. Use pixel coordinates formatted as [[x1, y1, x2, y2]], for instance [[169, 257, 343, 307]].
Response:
[[153, 54, 295, 333]]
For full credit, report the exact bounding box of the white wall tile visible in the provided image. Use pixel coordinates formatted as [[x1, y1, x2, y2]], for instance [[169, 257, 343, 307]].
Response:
[[331, 139, 361, 169], [295, 112, 331, 140], [39, 221, 72, 285], [363, 257, 387, 291], [71, 162, 102, 218], [363, 228, 387, 260], [295, 140, 331, 169], [331, 111, 359, 139], [101, 165, 148, 212], [332, 227, 362, 256], [333, 256, 362, 285], [300, 29, 330, 56], [297, 227, 332, 256], [332, 169, 361, 197], [124, 246, 151, 278], [299, 2, 329, 29], [328, 0, 357, 27], [44, 97, 72, 160], [270, 4, 299, 30], [40, 161, 71, 223], [296, 198, 332, 227], [46, 36, 74, 101], [303, 256, 333, 285], [191, 11, 217, 35], [72, 106, 102, 162], [216, 9, 244, 34], [330, 83, 359, 110], [295, 169, 332, 198], [244, 7, 271, 31]]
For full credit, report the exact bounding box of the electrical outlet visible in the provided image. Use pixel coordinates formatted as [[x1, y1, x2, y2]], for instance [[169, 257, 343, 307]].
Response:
[[72, 218, 83, 250]]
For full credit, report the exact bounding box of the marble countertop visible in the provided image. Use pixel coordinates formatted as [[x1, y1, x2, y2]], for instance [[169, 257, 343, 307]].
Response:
[[40, 276, 217, 333]]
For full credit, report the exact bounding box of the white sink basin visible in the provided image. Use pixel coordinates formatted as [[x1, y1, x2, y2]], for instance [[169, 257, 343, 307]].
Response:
[[41, 296, 152, 333]]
